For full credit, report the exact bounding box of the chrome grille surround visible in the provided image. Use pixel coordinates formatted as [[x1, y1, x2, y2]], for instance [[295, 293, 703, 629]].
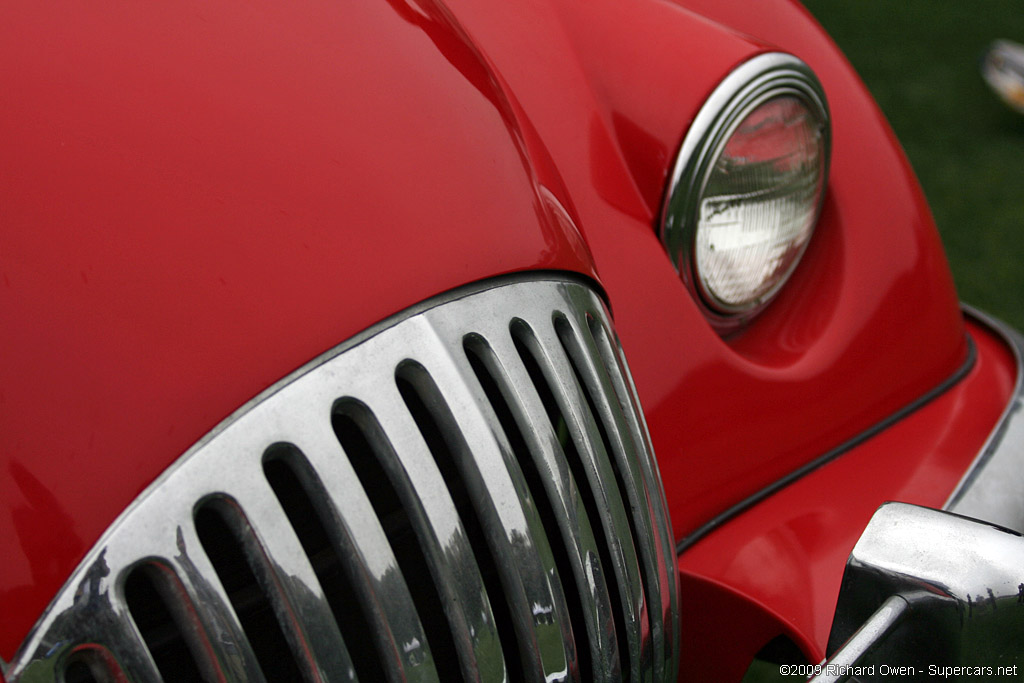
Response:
[[7, 276, 680, 683]]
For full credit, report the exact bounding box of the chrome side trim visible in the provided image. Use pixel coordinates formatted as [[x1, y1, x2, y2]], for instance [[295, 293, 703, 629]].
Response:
[[944, 305, 1024, 531], [813, 503, 1024, 682], [8, 276, 679, 683]]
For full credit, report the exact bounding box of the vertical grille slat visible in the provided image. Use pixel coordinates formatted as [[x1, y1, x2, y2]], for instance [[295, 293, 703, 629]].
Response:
[[335, 386, 506, 683], [166, 524, 271, 683], [332, 402, 467, 683], [195, 499, 306, 682], [294, 425, 442, 683], [588, 317, 680, 681], [10, 278, 678, 683], [264, 448, 382, 683], [512, 319, 647, 683], [124, 563, 211, 683], [465, 333, 621, 683], [556, 313, 668, 683], [395, 365, 526, 683], [224, 458, 360, 683], [398, 349, 578, 682]]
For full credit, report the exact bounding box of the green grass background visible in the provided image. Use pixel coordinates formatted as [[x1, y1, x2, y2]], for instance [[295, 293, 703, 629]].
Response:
[[803, 0, 1024, 331]]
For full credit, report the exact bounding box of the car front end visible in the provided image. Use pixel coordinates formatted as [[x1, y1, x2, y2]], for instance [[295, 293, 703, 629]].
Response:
[[2, 0, 1022, 681]]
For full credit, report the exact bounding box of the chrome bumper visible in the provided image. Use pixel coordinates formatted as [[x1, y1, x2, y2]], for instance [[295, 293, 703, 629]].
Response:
[[945, 306, 1024, 530], [814, 503, 1024, 682], [814, 307, 1024, 682]]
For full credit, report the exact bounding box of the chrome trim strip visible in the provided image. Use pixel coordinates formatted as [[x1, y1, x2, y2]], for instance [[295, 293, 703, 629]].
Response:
[[660, 51, 831, 329], [809, 595, 909, 683], [9, 277, 679, 683], [943, 305, 1024, 531]]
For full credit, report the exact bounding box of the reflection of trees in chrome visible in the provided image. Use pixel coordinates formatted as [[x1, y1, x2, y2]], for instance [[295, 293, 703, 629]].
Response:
[[271, 565, 358, 680], [376, 562, 434, 670], [267, 532, 440, 679], [436, 523, 507, 671]]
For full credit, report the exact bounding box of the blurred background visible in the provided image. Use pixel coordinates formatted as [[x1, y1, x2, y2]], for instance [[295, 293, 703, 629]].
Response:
[[803, 0, 1024, 330]]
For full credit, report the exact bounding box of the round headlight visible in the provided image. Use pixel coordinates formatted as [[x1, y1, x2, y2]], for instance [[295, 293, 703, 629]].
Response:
[[661, 53, 830, 328]]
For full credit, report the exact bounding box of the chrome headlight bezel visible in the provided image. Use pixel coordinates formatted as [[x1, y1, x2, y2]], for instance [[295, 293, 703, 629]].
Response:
[[660, 52, 831, 331]]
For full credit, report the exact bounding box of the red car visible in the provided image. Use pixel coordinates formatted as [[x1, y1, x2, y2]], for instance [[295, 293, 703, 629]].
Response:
[[3, 0, 1020, 681]]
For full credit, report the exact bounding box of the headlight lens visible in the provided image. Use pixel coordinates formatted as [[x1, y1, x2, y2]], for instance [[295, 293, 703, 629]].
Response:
[[696, 96, 826, 311], [661, 53, 830, 328]]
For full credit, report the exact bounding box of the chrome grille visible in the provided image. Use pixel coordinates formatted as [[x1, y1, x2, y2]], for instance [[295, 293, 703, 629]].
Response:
[[8, 277, 679, 683]]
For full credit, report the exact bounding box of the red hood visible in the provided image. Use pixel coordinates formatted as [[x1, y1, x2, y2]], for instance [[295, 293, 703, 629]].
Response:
[[1, 0, 604, 655]]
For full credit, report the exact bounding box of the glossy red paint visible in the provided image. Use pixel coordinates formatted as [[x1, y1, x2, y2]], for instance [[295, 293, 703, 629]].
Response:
[[0, 0, 980, 669], [677, 317, 1016, 668], [678, 573, 818, 682], [1, 0, 598, 657]]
